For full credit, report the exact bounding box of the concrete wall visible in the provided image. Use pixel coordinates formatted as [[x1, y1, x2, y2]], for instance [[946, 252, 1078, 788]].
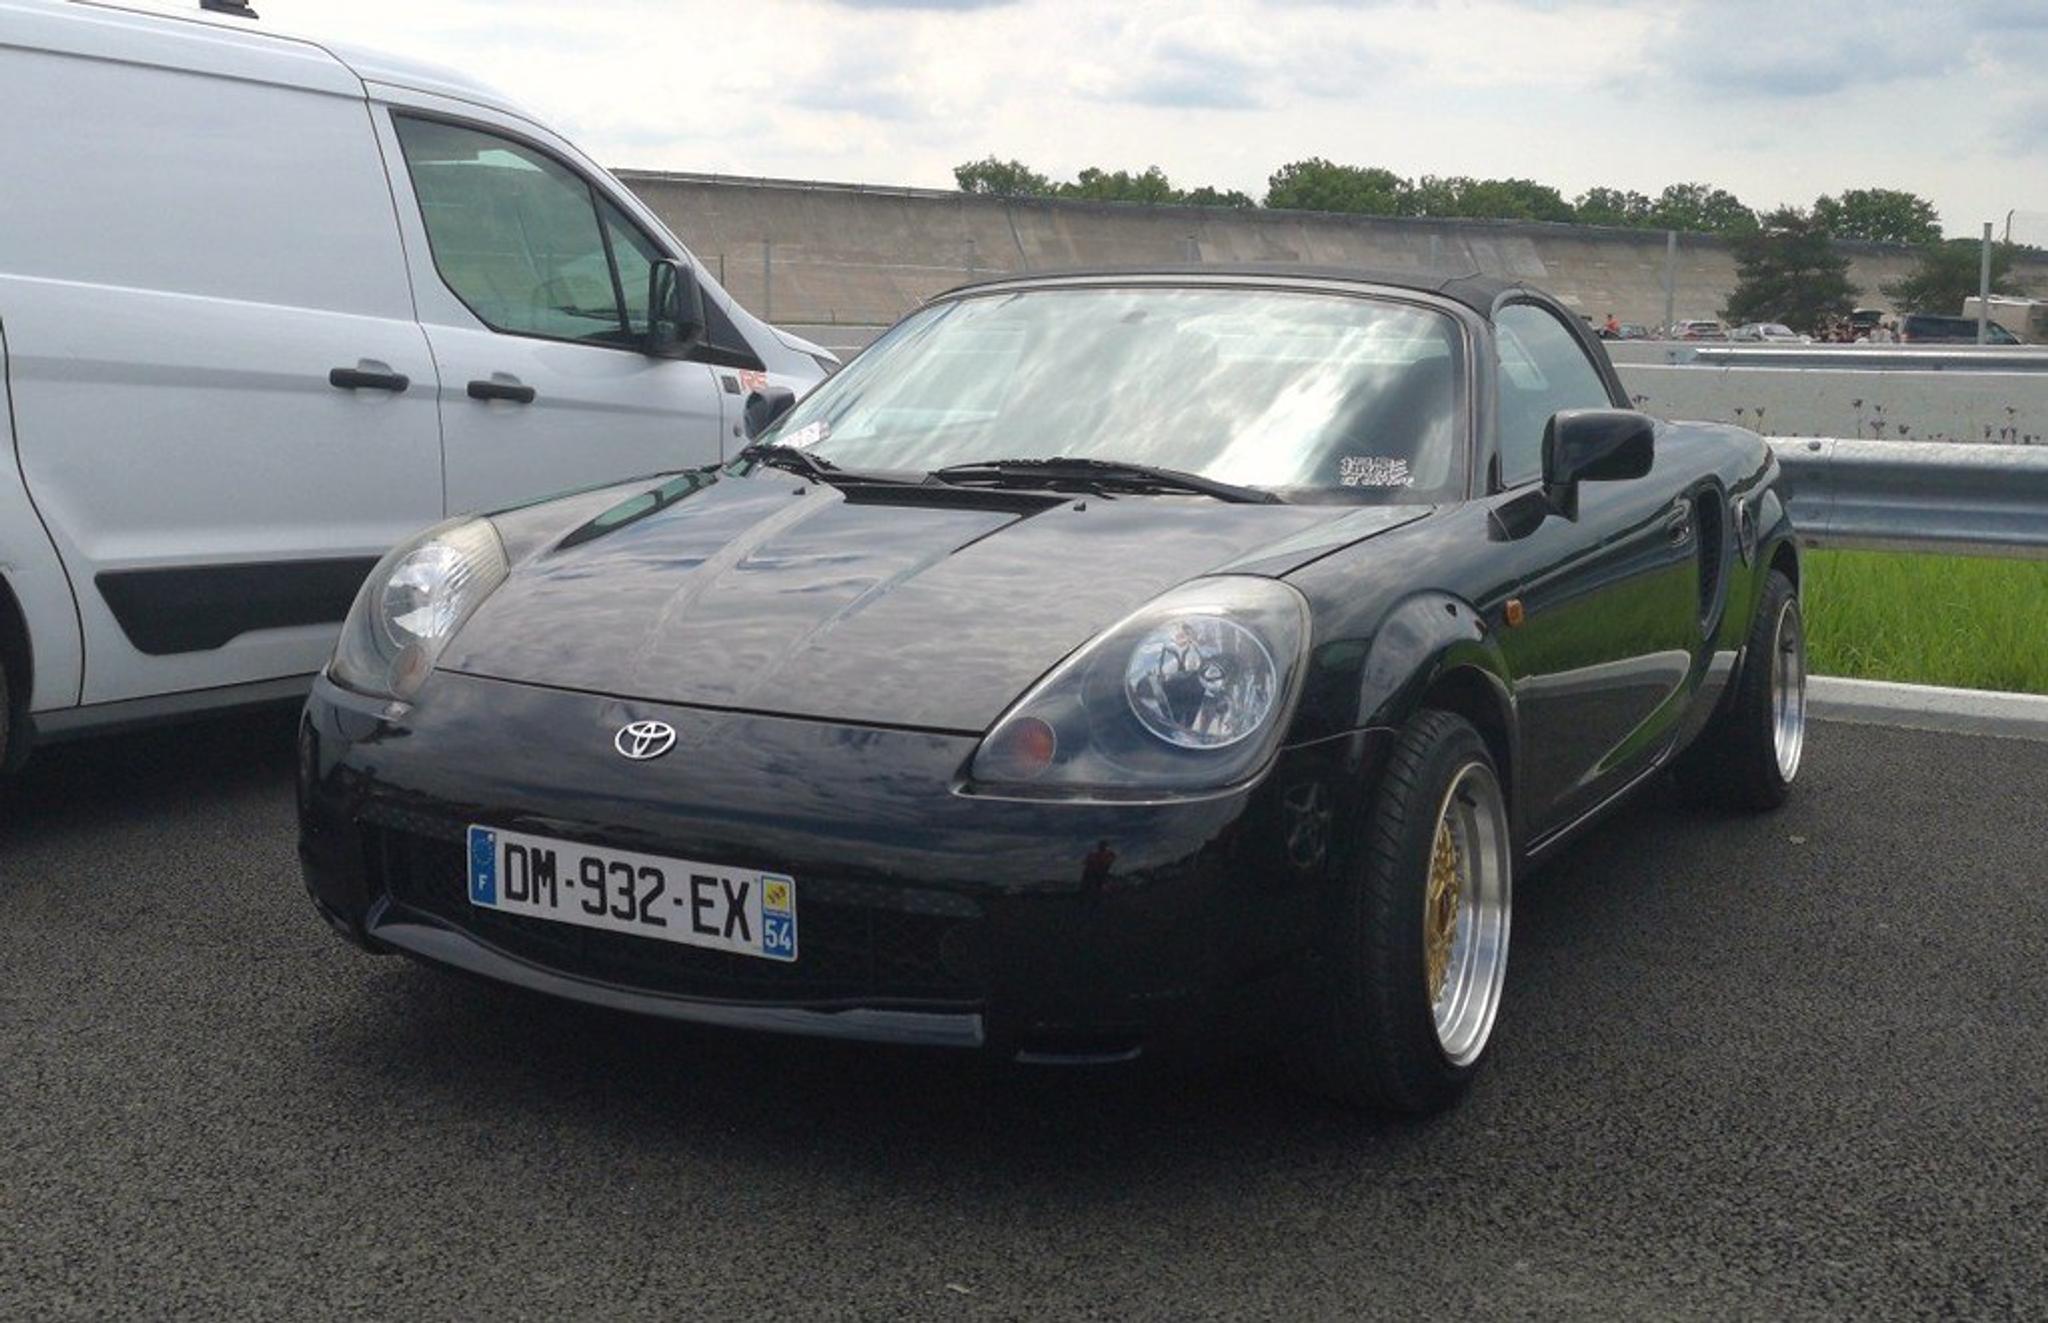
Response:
[[618, 170, 2048, 331], [1617, 363, 2048, 444]]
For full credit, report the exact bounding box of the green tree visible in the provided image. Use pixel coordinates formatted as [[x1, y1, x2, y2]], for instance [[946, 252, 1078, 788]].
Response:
[[1057, 165, 1182, 205], [1811, 188, 1942, 245], [1264, 158, 1410, 215], [1404, 174, 1467, 217], [1721, 207, 1858, 333], [1404, 175, 1575, 223], [1454, 177, 1576, 222], [953, 157, 1053, 197], [1882, 238, 2027, 313], [1574, 186, 1654, 227], [1182, 185, 1255, 208], [1649, 182, 1759, 234]]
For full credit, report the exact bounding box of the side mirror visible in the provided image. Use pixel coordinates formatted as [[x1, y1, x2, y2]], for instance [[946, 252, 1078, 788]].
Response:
[[1541, 409, 1655, 519], [645, 258, 707, 359], [743, 386, 797, 440]]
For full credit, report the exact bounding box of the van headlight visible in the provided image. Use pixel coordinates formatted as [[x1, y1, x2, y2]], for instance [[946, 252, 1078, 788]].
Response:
[[968, 576, 1308, 797], [329, 517, 508, 702]]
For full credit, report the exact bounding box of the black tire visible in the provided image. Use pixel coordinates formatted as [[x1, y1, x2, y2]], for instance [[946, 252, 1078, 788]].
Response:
[[1675, 569, 1803, 811], [1290, 709, 1512, 1115], [0, 654, 11, 773]]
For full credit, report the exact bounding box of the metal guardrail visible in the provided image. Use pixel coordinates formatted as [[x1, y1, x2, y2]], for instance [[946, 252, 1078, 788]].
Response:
[[1768, 438, 2048, 559], [1687, 346, 2048, 372]]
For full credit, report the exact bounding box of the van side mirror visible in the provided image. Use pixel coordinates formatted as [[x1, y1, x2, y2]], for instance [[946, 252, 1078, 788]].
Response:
[[646, 259, 707, 359], [743, 387, 797, 440], [1541, 409, 1655, 520]]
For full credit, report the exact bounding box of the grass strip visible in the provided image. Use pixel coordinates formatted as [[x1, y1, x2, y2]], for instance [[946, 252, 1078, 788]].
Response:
[[1805, 550, 2048, 695]]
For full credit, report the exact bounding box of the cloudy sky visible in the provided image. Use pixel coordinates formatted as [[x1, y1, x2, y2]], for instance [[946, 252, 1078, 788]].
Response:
[[280, 0, 2048, 240]]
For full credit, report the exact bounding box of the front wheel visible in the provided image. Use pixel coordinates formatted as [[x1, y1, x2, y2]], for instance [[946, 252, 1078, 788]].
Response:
[[1292, 709, 1513, 1114], [1676, 569, 1804, 810]]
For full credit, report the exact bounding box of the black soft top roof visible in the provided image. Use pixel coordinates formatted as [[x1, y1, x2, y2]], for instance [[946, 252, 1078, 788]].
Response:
[[936, 264, 1542, 319]]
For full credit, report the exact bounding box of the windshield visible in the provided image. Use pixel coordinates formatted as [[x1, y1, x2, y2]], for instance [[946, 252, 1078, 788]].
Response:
[[759, 286, 1466, 501]]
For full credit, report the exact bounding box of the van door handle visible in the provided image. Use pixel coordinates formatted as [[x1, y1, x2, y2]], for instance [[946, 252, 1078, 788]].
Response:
[[328, 367, 409, 392], [467, 379, 537, 404]]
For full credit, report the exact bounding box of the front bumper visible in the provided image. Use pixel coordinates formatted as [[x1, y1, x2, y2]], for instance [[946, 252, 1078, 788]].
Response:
[[298, 671, 1389, 1061]]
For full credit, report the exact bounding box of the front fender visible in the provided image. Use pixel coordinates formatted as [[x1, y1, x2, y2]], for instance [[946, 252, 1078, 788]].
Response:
[[1349, 591, 1510, 731], [1322, 592, 1523, 836]]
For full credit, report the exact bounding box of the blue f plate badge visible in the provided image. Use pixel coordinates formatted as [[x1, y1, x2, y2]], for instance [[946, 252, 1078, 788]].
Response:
[[466, 825, 797, 963]]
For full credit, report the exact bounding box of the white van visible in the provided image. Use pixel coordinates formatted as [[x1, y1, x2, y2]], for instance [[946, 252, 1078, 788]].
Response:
[[0, 0, 830, 767]]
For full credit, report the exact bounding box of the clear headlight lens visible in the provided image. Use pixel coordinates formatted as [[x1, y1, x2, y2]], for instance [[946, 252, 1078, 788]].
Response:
[[329, 517, 508, 703], [969, 576, 1309, 797], [1124, 615, 1278, 749]]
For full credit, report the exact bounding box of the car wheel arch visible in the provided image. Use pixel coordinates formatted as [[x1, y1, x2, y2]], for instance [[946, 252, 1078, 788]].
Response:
[[1411, 664, 1515, 816], [1767, 537, 1799, 593], [1350, 591, 1518, 818]]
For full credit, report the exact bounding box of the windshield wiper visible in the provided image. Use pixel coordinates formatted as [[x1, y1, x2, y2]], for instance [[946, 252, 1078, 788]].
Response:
[[736, 442, 841, 481], [734, 443, 919, 488], [930, 457, 1282, 505]]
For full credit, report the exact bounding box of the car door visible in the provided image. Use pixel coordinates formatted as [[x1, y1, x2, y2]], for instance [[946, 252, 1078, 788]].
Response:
[[0, 14, 443, 706], [1487, 302, 1701, 840], [372, 100, 730, 515]]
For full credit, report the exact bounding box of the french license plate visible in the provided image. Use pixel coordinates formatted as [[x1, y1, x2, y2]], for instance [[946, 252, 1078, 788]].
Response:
[[466, 825, 797, 962]]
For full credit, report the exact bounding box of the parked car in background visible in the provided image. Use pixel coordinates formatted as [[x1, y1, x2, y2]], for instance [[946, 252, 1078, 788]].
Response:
[[1898, 314, 2023, 345], [298, 267, 1805, 1116], [1670, 320, 1728, 341], [1961, 295, 2048, 344], [1729, 323, 1812, 344], [0, 0, 829, 771], [1615, 322, 1651, 340]]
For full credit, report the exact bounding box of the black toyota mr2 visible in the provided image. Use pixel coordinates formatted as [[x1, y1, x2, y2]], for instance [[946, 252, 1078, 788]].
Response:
[[298, 268, 1805, 1113]]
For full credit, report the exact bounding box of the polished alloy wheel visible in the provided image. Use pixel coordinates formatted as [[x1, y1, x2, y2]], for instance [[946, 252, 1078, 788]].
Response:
[[1770, 596, 1807, 783], [1425, 762, 1512, 1067]]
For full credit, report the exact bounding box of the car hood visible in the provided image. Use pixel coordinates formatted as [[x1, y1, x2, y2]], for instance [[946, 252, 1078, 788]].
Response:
[[443, 472, 1429, 732]]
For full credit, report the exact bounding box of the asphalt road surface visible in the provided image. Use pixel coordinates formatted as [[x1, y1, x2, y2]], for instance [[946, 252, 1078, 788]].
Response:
[[3, 710, 2043, 1320]]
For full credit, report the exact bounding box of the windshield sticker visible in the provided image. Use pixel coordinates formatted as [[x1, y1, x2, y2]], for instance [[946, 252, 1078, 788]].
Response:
[[782, 420, 830, 449], [1339, 455, 1412, 488]]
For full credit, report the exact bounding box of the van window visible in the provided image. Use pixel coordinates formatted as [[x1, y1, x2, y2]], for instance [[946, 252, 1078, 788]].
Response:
[[393, 116, 660, 348], [600, 198, 660, 337], [1495, 304, 1613, 487]]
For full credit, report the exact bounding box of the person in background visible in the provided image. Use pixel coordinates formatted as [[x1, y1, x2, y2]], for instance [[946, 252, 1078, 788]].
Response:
[[1603, 312, 1621, 338]]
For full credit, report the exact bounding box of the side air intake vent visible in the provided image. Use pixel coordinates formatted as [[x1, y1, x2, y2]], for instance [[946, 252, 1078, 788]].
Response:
[[1695, 487, 1726, 629]]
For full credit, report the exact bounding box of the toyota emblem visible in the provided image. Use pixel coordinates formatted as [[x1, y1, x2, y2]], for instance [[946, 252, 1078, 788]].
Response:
[[614, 720, 678, 761]]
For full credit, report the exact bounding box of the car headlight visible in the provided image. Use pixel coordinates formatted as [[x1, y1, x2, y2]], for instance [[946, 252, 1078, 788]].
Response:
[[969, 576, 1309, 798], [328, 517, 508, 702]]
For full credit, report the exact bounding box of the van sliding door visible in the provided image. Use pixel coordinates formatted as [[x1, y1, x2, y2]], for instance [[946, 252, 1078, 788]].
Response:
[[0, 21, 442, 704]]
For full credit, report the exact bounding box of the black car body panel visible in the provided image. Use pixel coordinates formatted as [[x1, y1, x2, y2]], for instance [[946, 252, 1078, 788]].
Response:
[[301, 669, 1391, 1057], [443, 472, 1430, 732], [298, 266, 1797, 1061]]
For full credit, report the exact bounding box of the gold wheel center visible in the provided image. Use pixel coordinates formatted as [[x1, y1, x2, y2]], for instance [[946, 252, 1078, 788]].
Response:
[[1426, 818, 1462, 1003]]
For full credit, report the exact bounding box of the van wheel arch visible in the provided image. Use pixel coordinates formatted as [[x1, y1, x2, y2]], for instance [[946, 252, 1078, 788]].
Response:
[[0, 576, 32, 771]]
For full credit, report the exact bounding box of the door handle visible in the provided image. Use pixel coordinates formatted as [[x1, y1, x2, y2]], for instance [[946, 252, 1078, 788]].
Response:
[[467, 379, 536, 404], [329, 367, 409, 392], [1665, 499, 1694, 544]]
